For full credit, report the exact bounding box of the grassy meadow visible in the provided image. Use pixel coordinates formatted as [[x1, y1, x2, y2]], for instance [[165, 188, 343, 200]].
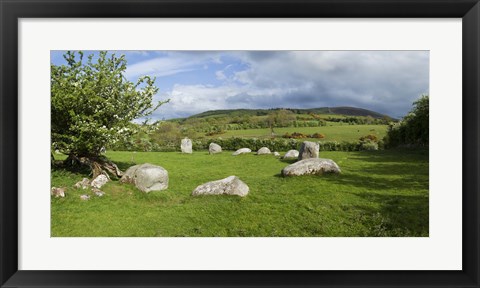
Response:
[[214, 124, 387, 142], [51, 149, 428, 237]]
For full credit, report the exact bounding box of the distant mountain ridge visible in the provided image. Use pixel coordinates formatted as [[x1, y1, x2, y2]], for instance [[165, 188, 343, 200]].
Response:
[[187, 106, 394, 120]]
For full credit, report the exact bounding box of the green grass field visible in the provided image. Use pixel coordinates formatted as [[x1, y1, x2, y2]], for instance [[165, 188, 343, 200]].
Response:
[[51, 149, 428, 237], [212, 124, 388, 142]]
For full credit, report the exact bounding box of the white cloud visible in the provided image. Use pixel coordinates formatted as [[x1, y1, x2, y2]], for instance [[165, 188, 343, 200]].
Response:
[[215, 70, 227, 80], [125, 57, 196, 79], [153, 84, 241, 118], [150, 51, 429, 119], [125, 52, 223, 80]]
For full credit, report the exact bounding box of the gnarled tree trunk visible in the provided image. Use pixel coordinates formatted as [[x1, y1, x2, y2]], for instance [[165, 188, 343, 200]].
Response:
[[65, 154, 123, 179]]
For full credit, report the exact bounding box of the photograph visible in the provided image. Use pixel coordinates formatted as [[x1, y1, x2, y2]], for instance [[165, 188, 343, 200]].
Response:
[[2, 0, 477, 285], [50, 50, 429, 237]]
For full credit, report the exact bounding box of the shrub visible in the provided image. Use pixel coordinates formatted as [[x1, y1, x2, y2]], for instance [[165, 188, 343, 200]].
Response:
[[310, 133, 325, 139], [359, 134, 378, 142], [360, 140, 379, 151], [384, 95, 428, 148], [282, 132, 308, 139], [318, 141, 361, 151]]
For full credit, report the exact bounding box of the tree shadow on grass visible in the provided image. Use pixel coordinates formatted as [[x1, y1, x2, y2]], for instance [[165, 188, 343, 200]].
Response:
[[51, 163, 91, 177], [345, 149, 429, 164], [348, 162, 429, 178], [322, 170, 428, 191], [114, 161, 137, 172], [328, 149, 429, 189], [52, 160, 138, 179], [347, 192, 429, 237]]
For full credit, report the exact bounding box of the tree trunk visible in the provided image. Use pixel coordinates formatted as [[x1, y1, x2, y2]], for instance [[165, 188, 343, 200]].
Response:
[[65, 154, 123, 179]]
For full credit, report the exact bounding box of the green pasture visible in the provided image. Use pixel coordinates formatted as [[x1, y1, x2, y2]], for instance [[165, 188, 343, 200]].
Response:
[[51, 149, 428, 237], [213, 124, 388, 142]]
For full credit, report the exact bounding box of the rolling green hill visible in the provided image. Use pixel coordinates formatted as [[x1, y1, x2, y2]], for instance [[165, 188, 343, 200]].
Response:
[[185, 106, 394, 120]]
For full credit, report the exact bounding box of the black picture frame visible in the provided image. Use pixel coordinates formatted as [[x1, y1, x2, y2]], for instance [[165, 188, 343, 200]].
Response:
[[1, 0, 479, 287]]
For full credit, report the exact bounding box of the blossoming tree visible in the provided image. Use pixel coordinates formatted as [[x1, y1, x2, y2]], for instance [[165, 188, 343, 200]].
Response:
[[51, 51, 167, 178]]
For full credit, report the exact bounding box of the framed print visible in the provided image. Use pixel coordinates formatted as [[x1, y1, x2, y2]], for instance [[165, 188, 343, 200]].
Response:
[[1, 0, 479, 287]]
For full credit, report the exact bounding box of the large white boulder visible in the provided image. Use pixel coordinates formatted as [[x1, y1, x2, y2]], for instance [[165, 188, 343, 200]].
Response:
[[232, 148, 251, 156], [209, 143, 222, 154], [281, 158, 341, 176], [120, 163, 169, 193], [298, 141, 320, 160], [181, 138, 193, 154], [257, 147, 271, 155], [192, 176, 249, 197], [283, 150, 299, 159]]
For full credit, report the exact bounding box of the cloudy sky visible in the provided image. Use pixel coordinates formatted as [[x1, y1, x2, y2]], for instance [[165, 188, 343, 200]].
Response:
[[51, 50, 429, 120]]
